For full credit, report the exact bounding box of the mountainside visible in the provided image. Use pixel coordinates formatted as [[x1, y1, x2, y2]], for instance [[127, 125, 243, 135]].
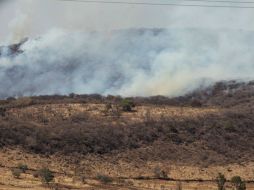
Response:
[[0, 36, 251, 186], [0, 81, 253, 189]]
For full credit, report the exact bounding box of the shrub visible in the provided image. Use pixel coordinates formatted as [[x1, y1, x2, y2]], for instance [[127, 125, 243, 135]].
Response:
[[112, 104, 121, 118], [73, 166, 86, 184], [69, 93, 77, 98], [0, 107, 6, 117], [70, 112, 88, 122], [216, 173, 226, 190], [121, 99, 135, 112], [11, 168, 22, 179], [105, 103, 112, 112], [38, 168, 54, 184], [18, 163, 28, 173], [96, 174, 113, 184], [6, 97, 16, 101], [231, 176, 246, 190], [190, 99, 202, 107], [154, 167, 168, 179], [103, 103, 122, 118]]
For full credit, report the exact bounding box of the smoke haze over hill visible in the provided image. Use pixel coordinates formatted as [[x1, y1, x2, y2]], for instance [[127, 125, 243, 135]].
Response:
[[0, 28, 254, 98], [0, 0, 254, 98]]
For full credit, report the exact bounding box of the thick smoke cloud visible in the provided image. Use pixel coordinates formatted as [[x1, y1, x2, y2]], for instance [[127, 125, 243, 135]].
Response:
[[0, 0, 254, 98], [0, 28, 254, 98]]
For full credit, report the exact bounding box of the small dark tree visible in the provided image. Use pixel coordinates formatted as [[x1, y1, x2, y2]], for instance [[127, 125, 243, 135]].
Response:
[[216, 173, 226, 190], [39, 168, 54, 184], [231, 176, 246, 190]]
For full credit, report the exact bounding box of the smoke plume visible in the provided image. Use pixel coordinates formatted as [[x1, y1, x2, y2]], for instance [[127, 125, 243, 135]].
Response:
[[0, 0, 254, 98]]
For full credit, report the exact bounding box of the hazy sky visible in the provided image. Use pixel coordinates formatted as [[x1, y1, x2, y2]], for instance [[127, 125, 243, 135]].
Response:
[[1, 0, 254, 44]]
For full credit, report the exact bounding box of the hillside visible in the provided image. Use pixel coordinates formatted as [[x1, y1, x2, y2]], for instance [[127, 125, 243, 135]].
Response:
[[0, 81, 253, 189]]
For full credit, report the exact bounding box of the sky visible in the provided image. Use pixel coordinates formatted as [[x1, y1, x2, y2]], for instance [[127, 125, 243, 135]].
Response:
[[1, 0, 254, 44]]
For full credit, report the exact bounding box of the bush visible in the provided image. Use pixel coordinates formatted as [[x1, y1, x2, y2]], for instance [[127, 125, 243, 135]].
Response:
[[121, 99, 135, 112], [190, 99, 202, 107], [231, 176, 246, 190], [154, 167, 168, 179], [38, 168, 54, 184], [0, 107, 6, 117], [18, 163, 28, 173], [216, 173, 226, 190], [96, 174, 113, 184], [103, 103, 119, 117], [11, 168, 22, 179]]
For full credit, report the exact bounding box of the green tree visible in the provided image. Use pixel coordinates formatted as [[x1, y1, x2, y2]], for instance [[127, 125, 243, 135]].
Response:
[[216, 173, 226, 190], [120, 99, 135, 112]]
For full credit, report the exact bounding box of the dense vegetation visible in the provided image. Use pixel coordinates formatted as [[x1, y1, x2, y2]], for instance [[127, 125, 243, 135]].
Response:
[[0, 80, 254, 166]]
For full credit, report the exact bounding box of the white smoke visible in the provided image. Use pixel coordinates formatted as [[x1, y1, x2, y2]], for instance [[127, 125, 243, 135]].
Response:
[[0, 0, 254, 98], [0, 28, 254, 98]]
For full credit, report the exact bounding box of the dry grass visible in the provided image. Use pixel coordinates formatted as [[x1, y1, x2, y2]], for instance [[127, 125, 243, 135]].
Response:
[[6, 103, 220, 124], [0, 146, 253, 189]]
